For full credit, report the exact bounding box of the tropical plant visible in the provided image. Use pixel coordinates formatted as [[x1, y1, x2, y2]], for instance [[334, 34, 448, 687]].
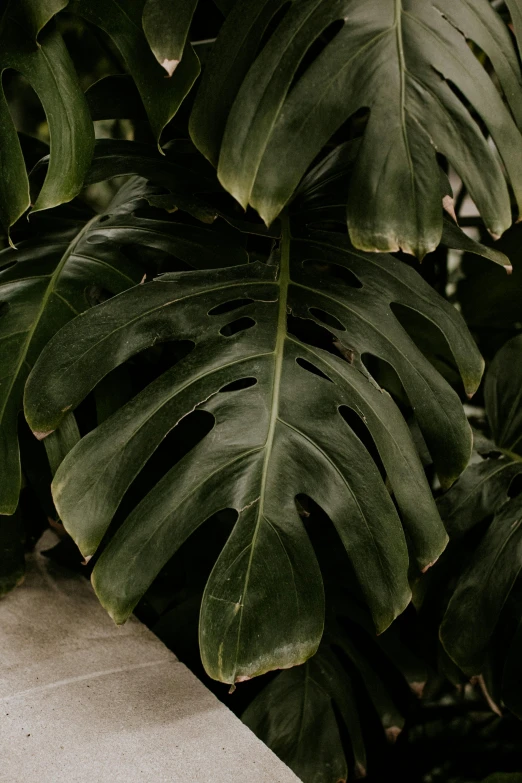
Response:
[[4, 0, 522, 780]]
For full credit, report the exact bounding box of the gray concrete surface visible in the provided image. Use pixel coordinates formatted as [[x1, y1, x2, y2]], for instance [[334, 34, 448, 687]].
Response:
[[0, 531, 301, 783]]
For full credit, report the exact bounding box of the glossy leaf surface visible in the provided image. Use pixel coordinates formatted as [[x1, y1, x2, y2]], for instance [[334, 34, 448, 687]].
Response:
[[0, 188, 141, 514], [190, 0, 522, 256], [25, 214, 483, 682], [0, 2, 94, 237], [441, 496, 522, 676], [242, 647, 365, 783], [440, 338, 522, 678]]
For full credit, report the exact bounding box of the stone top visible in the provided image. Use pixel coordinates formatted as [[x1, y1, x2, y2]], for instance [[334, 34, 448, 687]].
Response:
[[0, 531, 301, 783]]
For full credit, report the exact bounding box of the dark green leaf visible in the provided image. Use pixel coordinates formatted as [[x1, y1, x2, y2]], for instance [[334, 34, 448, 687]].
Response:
[[142, 0, 198, 76], [25, 217, 482, 681], [293, 140, 512, 268], [440, 218, 512, 271], [0, 189, 140, 513], [43, 412, 80, 477], [441, 495, 522, 675], [242, 648, 364, 782], [9, 0, 69, 39], [1, 171, 225, 515], [70, 0, 200, 142], [485, 335, 522, 455], [190, 0, 522, 256], [0, 10, 94, 237], [437, 456, 522, 538]]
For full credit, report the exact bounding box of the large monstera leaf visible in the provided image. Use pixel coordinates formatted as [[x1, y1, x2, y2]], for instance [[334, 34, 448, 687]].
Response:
[[190, 0, 522, 256], [0, 185, 141, 515], [439, 336, 522, 694], [0, 157, 246, 516], [0, 0, 94, 238], [25, 214, 482, 683]]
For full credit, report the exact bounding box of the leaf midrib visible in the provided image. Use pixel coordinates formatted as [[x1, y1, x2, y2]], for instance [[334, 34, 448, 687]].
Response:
[[232, 214, 291, 678], [0, 215, 100, 426]]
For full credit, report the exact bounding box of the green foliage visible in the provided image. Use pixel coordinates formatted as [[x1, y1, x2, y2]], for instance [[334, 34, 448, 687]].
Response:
[[438, 336, 522, 718], [190, 0, 522, 256], [4, 1, 522, 780], [26, 197, 479, 681]]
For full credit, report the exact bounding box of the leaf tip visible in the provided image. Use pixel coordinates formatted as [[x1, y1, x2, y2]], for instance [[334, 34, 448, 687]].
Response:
[[385, 726, 402, 744], [161, 58, 180, 77], [32, 429, 54, 441], [421, 557, 439, 574], [442, 194, 457, 224], [410, 680, 426, 698]]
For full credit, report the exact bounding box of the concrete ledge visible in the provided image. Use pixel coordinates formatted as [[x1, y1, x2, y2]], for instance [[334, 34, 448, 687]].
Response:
[[1, 532, 301, 783]]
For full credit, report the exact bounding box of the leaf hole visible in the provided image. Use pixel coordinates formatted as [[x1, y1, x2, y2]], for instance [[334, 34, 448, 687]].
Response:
[[294, 493, 361, 594], [339, 406, 386, 479], [309, 307, 345, 332], [219, 377, 258, 393], [303, 259, 362, 288], [98, 214, 111, 223], [257, 3, 292, 57], [128, 340, 195, 390], [208, 298, 254, 316], [220, 317, 256, 337], [288, 19, 346, 94], [508, 473, 522, 499], [390, 302, 460, 387], [361, 352, 408, 408], [107, 409, 215, 531], [287, 313, 339, 357], [295, 357, 333, 383]]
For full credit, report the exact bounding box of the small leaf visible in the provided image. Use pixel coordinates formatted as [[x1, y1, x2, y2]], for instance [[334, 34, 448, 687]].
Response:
[[71, 0, 200, 143], [142, 0, 198, 76]]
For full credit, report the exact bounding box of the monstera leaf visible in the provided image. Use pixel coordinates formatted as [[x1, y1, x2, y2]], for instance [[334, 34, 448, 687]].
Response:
[[291, 138, 512, 270], [243, 646, 368, 783], [0, 139, 249, 518], [0, 184, 140, 515], [69, 0, 200, 142], [0, 0, 94, 238], [24, 204, 483, 682], [440, 336, 522, 682], [243, 617, 409, 783], [485, 335, 522, 457], [0, 0, 202, 239], [190, 0, 522, 256]]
